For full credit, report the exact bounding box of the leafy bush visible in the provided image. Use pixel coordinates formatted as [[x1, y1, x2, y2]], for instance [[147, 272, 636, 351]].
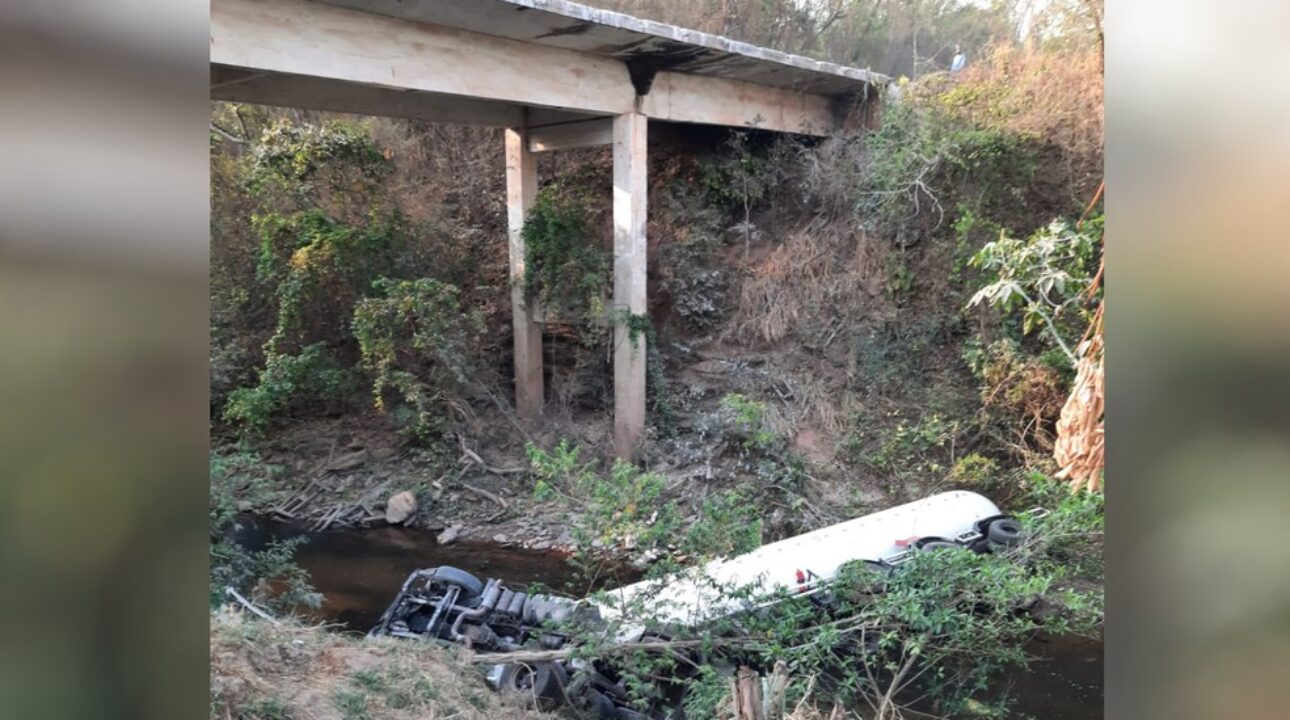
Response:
[[217, 117, 466, 436], [697, 131, 770, 213], [248, 119, 388, 202], [963, 338, 1069, 454], [947, 452, 999, 487], [967, 218, 1101, 364], [527, 440, 677, 555], [656, 180, 730, 333], [223, 343, 352, 434], [526, 440, 763, 572], [521, 189, 610, 321], [868, 412, 965, 478], [352, 277, 483, 443], [716, 393, 777, 451]]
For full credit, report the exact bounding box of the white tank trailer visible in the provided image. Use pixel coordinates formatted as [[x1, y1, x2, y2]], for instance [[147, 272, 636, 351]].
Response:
[[595, 490, 1019, 637], [369, 491, 1036, 718]]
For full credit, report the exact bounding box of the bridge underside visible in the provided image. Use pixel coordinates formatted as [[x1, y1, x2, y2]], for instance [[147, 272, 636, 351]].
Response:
[[211, 0, 884, 456]]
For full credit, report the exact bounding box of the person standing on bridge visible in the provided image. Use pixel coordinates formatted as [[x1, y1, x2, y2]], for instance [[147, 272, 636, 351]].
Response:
[[950, 44, 967, 74]]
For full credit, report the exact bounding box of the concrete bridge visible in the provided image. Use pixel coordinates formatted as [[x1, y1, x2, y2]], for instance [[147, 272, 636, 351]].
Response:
[[211, 0, 888, 456]]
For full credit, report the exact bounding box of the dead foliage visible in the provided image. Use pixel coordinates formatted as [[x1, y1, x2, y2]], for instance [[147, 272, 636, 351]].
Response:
[[930, 44, 1104, 198], [1053, 303, 1104, 493], [726, 219, 884, 347], [210, 608, 543, 720], [978, 345, 1069, 456]]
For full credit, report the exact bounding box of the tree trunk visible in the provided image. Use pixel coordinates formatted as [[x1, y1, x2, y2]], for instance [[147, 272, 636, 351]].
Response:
[[732, 666, 765, 720]]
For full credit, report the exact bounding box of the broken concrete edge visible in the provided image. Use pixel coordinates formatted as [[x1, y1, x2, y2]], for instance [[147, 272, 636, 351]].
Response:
[[501, 0, 892, 90]]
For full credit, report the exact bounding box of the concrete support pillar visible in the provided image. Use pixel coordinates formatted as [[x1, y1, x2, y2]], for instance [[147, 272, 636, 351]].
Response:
[[612, 112, 648, 457], [505, 127, 543, 421]]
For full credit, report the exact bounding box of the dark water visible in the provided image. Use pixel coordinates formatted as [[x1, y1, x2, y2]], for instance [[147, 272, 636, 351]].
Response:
[[237, 519, 1102, 718], [1001, 632, 1104, 720], [236, 518, 628, 631]]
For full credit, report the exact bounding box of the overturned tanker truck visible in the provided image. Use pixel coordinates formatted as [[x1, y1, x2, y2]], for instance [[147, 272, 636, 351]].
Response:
[[369, 491, 1041, 718]]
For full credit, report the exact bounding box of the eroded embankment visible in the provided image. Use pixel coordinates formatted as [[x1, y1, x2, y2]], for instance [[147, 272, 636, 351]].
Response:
[[210, 608, 546, 720]]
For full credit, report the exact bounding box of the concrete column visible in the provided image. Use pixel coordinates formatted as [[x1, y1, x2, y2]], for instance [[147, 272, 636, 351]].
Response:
[[612, 112, 648, 457], [505, 127, 543, 421]]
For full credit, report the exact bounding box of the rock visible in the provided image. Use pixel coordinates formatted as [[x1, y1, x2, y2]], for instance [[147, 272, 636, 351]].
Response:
[[326, 449, 368, 473], [384, 490, 417, 524], [437, 525, 461, 545], [532, 540, 551, 551], [689, 359, 728, 375], [492, 533, 508, 544]]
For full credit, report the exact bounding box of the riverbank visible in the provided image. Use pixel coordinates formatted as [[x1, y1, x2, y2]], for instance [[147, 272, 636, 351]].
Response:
[[211, 608, 544, 720]]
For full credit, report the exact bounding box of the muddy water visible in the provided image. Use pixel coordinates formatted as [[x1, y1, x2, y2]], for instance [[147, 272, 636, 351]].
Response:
[[1002, 632, 1103, 719], [238, 519, 1102, 718], [236, 518, 632, 631]]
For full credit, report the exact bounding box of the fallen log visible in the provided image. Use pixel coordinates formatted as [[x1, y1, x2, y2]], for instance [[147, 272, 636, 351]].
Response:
[[465, 639, 709, 665]]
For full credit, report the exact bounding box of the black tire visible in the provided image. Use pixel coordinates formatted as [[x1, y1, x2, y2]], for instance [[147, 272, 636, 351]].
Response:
[[862, 559, 893, 574], [588, 690, 618, 719], [586, 669, 627, 699], [915, 536, 960, 551], [522, 595, 545, 624], [430, 566, 484, 598], [499, 662, 569, 711], [986, 518, 1023, 547]]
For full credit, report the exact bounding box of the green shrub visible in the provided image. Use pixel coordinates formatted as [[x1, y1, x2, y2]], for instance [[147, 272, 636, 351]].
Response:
[[697, 131, 769, 212], [526, 440, 676, 553], [352, 277, 483, 444], [249, 119, 388, 200], [209, 449, 321, 612], [679, 488, 763, 559], [872, 412, 964, 476], [948, 452, 998, 487], [521, 189, 610, 320], [967, 218, 1100, 364], [526, 440, 763, 572], [223, 343, 352, 434], [717, 393, 777, 451], [219, 117, 460, 436]]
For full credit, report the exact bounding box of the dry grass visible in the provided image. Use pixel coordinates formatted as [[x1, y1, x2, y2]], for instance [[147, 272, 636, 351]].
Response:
[[925, 44, 1104, 196], [726, 219, 884, 347], [210, 608, 543, 720]]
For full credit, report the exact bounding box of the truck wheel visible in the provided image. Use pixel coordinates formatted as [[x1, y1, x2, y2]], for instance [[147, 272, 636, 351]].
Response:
[[499, 662, 568, 711], [915, 536, 960, 551], [587, 690, 617, 719], [986, 518, 1023, 547], [430, 566, 484, 598]]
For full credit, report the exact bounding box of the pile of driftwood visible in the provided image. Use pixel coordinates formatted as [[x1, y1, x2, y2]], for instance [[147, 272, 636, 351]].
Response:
[[267, 437, 524, 530], [268, 445, 390, 531]]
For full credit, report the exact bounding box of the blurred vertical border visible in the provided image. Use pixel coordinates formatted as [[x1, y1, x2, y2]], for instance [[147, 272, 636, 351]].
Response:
[[1108, 0, 1290, 719], [0, 1, 209, 718]]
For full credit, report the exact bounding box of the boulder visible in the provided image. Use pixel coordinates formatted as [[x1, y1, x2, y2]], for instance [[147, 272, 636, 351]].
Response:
[[384, 490, 417, 524], [437, 525, 462, 545]]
